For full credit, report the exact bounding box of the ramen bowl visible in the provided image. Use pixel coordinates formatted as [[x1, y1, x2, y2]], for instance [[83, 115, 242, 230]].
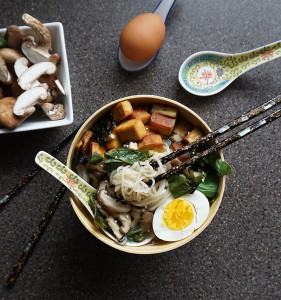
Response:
[[66, 95, 225, 254]]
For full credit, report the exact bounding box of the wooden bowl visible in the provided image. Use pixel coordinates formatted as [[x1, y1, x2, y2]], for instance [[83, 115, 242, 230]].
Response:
[[66, 95, 225, 254]]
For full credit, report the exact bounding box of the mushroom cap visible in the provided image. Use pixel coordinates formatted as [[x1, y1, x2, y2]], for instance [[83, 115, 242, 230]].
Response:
[[4, 25, 23, 50], [97, 189, 131, 214], [0, 97, 28, 129], [0, 48, 23, 64]]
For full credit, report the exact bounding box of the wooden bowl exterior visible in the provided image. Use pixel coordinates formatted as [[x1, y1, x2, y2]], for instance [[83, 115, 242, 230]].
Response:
[[66, 95, 225, 254]]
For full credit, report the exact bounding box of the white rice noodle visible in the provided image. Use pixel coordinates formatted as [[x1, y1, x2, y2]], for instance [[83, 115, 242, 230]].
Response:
[[110, 142, 173, 211]]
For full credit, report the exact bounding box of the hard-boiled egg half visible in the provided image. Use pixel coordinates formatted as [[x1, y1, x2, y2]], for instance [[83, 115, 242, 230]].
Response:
[[152, 191, 210, 242]]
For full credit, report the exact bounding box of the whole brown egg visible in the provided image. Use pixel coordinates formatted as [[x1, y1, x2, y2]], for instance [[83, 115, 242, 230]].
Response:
[[119, 13, 166, 62]]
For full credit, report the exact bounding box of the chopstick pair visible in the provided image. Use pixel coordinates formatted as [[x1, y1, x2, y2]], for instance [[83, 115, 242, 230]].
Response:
[[147, 95, 281, 186]]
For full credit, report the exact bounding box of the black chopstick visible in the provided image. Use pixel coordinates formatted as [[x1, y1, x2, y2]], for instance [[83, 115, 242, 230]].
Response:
[[147, 108, 281, 186], [7, 185, 67, 287], [150, 95, 281, 169], [0, 122, 83, 208]]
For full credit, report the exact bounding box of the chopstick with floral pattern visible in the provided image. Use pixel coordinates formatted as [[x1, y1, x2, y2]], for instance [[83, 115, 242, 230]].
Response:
[[147, 107, 281, 186], [150, 95, 281, 169]]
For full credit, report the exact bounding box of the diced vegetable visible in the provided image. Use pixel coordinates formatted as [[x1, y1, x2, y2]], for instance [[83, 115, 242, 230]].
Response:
[[88, 142, 106, 157], [183, 127, 204, 145], [138, 133, 164, 153], [149, 113, 176, 136], [91, 112, 115, 146], [151, 104, 177, 118], [112, 100, 133, 123], [104, 147, 148, 171], [115, 119, 147, 143]]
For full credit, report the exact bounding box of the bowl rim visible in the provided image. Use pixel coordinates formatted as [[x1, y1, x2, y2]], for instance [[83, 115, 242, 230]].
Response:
[[66, 95, 225, 254]]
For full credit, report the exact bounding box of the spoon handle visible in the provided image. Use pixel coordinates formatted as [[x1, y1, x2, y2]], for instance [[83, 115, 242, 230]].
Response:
[[35, 151, 96, 218], [153, 0, 176, 23], [229, 40, 281, 74]]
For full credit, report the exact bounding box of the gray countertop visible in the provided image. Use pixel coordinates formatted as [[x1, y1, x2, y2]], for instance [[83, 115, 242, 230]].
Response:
[[0, 1, 280, 299]]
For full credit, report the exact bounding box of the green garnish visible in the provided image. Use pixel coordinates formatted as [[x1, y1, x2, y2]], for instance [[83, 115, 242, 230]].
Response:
[[0, 38, 6, 48], [88, 194, 107, 229], [90, 152, 103, 164]]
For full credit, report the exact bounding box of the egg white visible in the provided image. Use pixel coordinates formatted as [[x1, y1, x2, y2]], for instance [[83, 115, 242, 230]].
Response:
[[152, 190, 210, 242], [180, 190, 210, 229]]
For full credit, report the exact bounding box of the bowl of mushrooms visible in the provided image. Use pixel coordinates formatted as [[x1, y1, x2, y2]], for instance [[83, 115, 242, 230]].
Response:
[[0, 14, 73, 133]]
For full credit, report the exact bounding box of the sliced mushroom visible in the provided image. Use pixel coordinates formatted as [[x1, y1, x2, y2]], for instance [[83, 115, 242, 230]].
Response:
[[98, 189, 131, 214], [140, 211, 153, 233], [4, 25, 23, 50], [21, 13, 53, 64], [13, 86, 47, 116], [0, 48, 23, 64], [118, 213, 132, 234], [131, 206, 142, 228], [41, 103, 66, 120], [0, 55, 13, 84], [105, 216, 124, 240], [18, 62, 56, 90], [0, 97, 28, 129], [75, 165, 90, 183]]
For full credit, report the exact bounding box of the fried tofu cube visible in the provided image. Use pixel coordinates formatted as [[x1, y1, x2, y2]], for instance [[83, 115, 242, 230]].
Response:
[[106, 127, 122, 150], [170, 142, 190, 162], [149, 113, 176, 136], [183, 127, 204, 145], [111, 100, 133, 123], [172, 119, 192, 139], [130, 107, 151, 124], [87, 142, 106, 169], [88, 142, 106, 157], [76, 130, 93, 155], [115, 119, 147, 143], [138, 134, 164, 153], [151, 104, 177, 118]]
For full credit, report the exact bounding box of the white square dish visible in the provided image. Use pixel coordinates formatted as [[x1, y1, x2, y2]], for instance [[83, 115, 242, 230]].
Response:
[[0, 22, 73, 134]]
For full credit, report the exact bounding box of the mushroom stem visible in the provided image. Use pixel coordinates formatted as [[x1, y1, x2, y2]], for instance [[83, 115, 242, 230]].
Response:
[[41, 103, 66, 120]]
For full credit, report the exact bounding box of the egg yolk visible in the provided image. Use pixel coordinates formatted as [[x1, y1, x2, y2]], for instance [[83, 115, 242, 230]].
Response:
[[163, 199, 194, 230]]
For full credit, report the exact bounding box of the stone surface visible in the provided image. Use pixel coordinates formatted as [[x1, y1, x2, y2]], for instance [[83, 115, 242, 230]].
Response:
[[0, 0, 280, 299]]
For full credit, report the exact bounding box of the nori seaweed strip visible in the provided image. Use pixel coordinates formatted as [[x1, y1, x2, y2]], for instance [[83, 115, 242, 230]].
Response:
[[7, 185, 67, 287], [0, 121, 84, 208], [147, 108, 281, 186]]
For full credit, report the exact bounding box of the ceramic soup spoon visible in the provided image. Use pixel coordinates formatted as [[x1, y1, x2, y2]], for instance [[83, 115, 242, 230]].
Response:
[[35, 151, 154, 246], [179, 40, 281, 96], [118, 0, 176, 72]]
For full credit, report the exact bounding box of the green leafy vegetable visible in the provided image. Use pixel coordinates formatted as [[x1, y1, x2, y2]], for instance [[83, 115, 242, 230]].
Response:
[[197, 172, 219, 199], [88, 195, 107, 229], [126, 226, 143, 237], [167, 174, 196, 198], [215, 159, 232, 176], [0, 38, 6, 48], [90, 112, 115, 146], [104, 147, 148, 171], [202, 153, 232, 176], [90, 152, 103, 164]]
